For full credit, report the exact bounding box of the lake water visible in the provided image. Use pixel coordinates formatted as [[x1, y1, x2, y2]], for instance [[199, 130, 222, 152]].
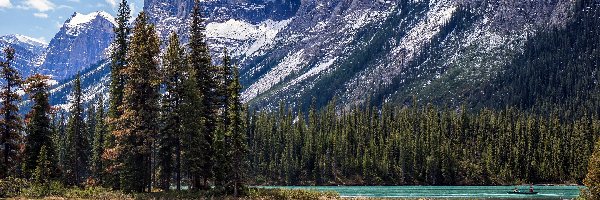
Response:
[[258, 185, 584, 199]]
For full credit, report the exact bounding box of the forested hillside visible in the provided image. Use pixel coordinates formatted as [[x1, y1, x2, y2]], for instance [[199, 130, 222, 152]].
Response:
[[1, 0, 600, 199]]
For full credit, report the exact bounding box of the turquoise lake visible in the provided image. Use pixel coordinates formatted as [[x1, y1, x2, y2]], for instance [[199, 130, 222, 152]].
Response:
[[258, 185, 584, 199]]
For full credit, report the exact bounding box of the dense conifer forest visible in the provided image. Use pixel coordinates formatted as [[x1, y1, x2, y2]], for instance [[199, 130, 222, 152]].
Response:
[[1, 0, 600, 199]]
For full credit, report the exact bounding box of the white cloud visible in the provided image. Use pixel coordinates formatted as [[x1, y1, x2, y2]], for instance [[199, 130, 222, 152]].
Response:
[[67, 0, 80, 2], [24, 0, 55, 12], [33, 12, 48, 18], [105, 0, 117, 8], [0, 0, 12, 8]]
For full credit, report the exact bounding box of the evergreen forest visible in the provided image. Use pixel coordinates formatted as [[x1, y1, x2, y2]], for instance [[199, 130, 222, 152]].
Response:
[[1, 0, 600, 199]]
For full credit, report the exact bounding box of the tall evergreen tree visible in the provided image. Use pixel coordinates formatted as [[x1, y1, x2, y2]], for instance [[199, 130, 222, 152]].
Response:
[[115, 11, 160, 192], [23, 74, 56, 178], [33, 145, 52, 184], [0, 47, 23, 179], [65, 74, 89, 186], [227, 64, 247, 196], [180, 65, 203, 191], [91, 96, 107, 183], [105, 0, 131, 189], [157, 32, 186, 191], [188, 0, 216, 189], [54, 111, 67, 182], [214, 49, 233, 190]]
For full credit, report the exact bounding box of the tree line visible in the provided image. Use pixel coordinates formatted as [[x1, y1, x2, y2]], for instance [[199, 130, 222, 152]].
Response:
[[246, 99, 599, 186], [0, 0, 247, 196]]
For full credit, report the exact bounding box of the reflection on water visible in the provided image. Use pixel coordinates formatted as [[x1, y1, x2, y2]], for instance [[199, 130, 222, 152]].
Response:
[[257, 185, 584, 199]]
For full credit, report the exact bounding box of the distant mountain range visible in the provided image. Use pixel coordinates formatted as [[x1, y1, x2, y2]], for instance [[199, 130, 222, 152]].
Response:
[[1, 0, 596, 111]]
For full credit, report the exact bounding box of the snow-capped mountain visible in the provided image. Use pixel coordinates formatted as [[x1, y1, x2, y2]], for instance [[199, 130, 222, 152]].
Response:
[[48, 0, 581, 110], [0, 34, 47, 78], [40, 11, 115, 81]]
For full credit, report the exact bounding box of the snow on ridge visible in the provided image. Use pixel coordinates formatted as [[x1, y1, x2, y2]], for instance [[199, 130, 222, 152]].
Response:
[[64, 11, 115, 36], [242, 49, 305, 101], [67, 11, 116, 27], [13, 34, 48, 46], [206, 18, 292, 57], [1, 34, 48, 47]]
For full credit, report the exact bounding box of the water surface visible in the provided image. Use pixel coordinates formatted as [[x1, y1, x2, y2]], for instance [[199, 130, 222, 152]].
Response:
[[258, 185, 583, 199]]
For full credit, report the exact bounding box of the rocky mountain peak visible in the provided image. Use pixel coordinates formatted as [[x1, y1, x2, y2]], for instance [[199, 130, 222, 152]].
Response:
[[40, 11, 115, 81]]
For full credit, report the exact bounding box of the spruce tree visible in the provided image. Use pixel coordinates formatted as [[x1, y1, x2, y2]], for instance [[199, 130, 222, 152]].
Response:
[[91, 96, 107, 183], [214, 49, 232, 191], [105, 0, 130, 189], [227, 64, 247, 196], [584, 138, 600, 199], [65, 74, 89, 186], [0, 47, 23, 179], [180, 65, 203, 191], [23, 74, 56, 178], [116, 11, 160, 193], [158, 32, 186, 191], [33, 145, 52, 184], [188, 0, 216, 189]]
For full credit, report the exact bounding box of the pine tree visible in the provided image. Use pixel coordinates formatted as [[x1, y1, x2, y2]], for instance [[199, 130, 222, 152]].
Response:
[[180, 65, 203, 191], [23, 74, 56, 179], [584, 138, 600, 199], [86, 102, 96, 157], [91, 96, 107, 183], [65, 74, 89, 186], [54, 111, 67, 182], [227, 64, 247, 196], [214, 49, 233, 191], [33, 145, 52, 184], [116, 11, 160, 193], [105, 0, 131, 189], [188, 0, 216, 189], [158, 32, 186, 191], [0, 47, 23, 179]]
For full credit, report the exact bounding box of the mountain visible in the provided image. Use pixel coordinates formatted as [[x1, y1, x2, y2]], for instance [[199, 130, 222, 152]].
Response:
[[49, 0, 596, 112], [0, 34, 47, 78], [40, 11, 115, 81]]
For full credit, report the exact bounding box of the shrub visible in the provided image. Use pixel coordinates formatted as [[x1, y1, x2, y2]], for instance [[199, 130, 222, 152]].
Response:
[[0, 177, 30, 197], [247, 188, 339, 200]]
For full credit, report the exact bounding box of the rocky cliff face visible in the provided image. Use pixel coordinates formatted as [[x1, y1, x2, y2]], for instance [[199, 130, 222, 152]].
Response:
[[0, 34, 47, 78], [49, 0, 580, 110], [40, 11, 115, 81]]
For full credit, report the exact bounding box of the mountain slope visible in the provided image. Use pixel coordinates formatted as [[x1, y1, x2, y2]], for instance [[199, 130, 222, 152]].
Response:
[[0, 34, 47, 78], [48, 0, 587, 112], [40, 11, 115, 81]]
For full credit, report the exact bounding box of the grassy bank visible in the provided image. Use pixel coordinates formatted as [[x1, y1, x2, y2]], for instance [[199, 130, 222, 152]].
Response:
[[0, 178, 340, 199]]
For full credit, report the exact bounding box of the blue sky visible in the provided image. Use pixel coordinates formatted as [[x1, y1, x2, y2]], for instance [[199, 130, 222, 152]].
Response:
[[0, 0, 143, 43]]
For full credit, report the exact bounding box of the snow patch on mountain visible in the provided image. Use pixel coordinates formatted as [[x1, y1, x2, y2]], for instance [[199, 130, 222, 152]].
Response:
[[65, 11, 116, 36], [243, 49, 305, 101], [206, 18, 292, 57], [3, 34, 48, 48]]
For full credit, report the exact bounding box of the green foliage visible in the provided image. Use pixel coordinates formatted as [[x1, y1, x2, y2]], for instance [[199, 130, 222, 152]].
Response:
[[91, 96, 107, 183], [0, 47, 24, 179], [584, 138, 600, 199], [33, 145, 52, 183], [158, 32, 186, 191], [247, 101, 598, 185], [23, 74, 56, 179], [116, 11, 161, 193], [65, 74, 89, 186], [0, 177, 28, 197], [187, 0, 216, 190], [247, 188, 339, 200], [105, 0, 131, 190]]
